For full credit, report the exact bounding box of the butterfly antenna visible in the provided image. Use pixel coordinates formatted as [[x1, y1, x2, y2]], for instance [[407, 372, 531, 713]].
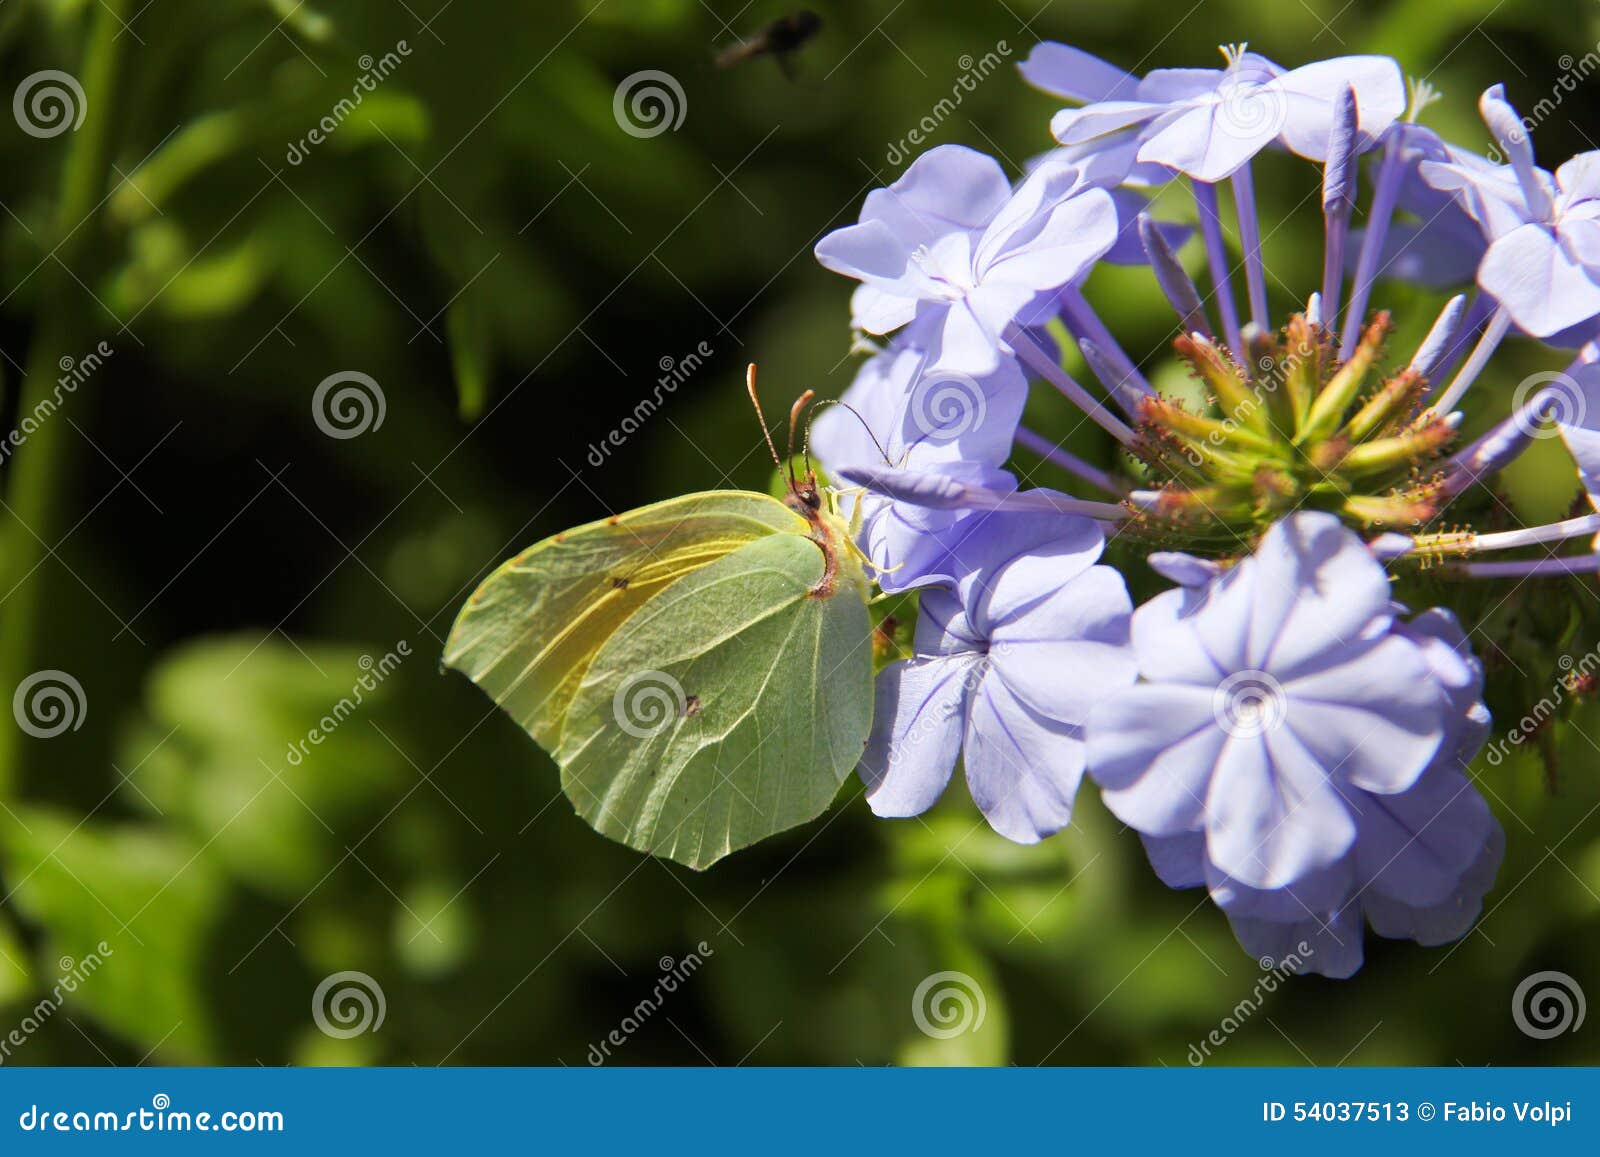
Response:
[[808, 399, 896, 467], [786, 389, 814, 487], [746, 364, 785, 472], [798, 398, 818, 480]]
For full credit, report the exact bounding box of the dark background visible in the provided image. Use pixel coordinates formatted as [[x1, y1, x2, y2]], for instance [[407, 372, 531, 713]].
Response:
[[0, 0, 1595, 1065]]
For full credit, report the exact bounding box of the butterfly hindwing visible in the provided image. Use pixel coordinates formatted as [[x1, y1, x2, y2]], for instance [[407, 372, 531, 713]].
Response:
[[558, 531, 872, 868], [444, 490, 874, 868]]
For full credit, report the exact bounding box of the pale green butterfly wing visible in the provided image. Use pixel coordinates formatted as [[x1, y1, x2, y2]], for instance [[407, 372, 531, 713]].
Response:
[[444, 489, 873, 868], [443, 492, 803, 751], [557, 531, 871, 868]]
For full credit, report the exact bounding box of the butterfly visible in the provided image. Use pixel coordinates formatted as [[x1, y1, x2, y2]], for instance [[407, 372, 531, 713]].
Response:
[[444, 366, 875, 869]]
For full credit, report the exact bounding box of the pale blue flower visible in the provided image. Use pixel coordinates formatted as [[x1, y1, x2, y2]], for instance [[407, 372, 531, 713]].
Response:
[[1139, 608, 1501, 978], [814, 145, 1118, 374], [1047, 44, 1404, 182], [1421, 85, 1600, 338], [1086, 512, 1453, 891], [861, 512, 1136, 842]]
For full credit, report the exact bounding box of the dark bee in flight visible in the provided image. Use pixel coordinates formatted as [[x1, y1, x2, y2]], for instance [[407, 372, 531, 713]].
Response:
[[714, 10, 823, 80]]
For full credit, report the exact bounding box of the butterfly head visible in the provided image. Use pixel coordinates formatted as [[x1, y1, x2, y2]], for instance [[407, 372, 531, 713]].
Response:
[[786, 469, 822, 515], [746, 363, 827, 516]]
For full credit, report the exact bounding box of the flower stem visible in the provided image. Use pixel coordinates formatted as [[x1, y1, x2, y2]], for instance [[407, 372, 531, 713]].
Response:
[[1056, 285, 1152, 399], [1430, 306, 1512, 414], [1437, 379, 1566, 497], [1341, 139, 1406, 356], [1453, 555, 1600, 578], [1229, 162, 1270, 334], [1006, 325, 1135, 445], [1013, 426, 1125, 496], [1429, 292, 1494, 384], [1319, 85, 1359, 330], [0, 0, 129, 796], [1463, 514, 1600, 553], [1192, 181, 1245, 359]]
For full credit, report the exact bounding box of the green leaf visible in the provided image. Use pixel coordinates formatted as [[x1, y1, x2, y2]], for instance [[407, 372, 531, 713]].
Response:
[[0, 810, 225, 1061], [129, 635, 409, 897], [0, 912, 32, 1008], [447, 295, 492, 420], [392, 873, 476, 978]]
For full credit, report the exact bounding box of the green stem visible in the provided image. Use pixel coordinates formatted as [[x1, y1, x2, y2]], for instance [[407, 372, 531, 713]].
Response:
[[0, 0, 129, 796]]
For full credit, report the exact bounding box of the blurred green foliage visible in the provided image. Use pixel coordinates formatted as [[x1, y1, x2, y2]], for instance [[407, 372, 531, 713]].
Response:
[[0, 0, 1597, 1066]]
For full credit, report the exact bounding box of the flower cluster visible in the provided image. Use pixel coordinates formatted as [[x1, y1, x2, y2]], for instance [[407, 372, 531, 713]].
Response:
[[809, 40, 1600, 975]]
